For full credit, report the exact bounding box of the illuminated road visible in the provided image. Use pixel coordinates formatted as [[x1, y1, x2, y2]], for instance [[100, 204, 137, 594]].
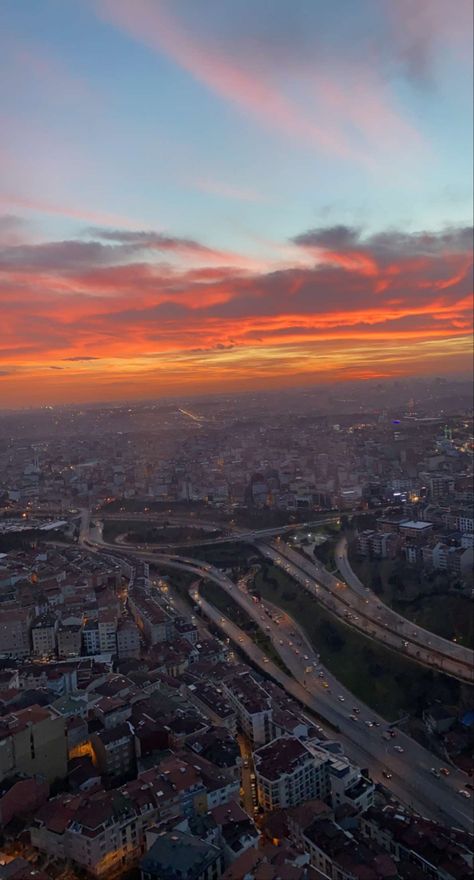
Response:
[[184, 566, 473, 833], [80, 524, 473, 832], [257, 540, 474, 684]]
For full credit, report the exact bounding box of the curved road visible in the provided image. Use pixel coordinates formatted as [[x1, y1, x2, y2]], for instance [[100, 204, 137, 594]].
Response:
[[257, 539, 474, 683], [142, 551, 473, 833]]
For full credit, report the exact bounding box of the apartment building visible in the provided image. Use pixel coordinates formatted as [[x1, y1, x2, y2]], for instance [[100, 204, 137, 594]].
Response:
[[0, 607, 32, 658], [57, 623, 82, 658], [98, 610, 118, 653], [90, 723, 136, 782], [31, 787, 157, 877], [0, 705, 68, 784], [222, 673, 273, 746], [128, 591, 174, 645], [31, 614, 57, 657], [254, 736, 330, 812], [117, 620, 141, 659]]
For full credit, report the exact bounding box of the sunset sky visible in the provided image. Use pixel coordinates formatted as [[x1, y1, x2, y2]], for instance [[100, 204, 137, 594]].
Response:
[[0, 0, 472, 407]]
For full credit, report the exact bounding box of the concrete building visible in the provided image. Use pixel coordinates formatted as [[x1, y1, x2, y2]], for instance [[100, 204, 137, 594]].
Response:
[[222, 674, 273, 746], [254, 736, 330, 812], [57, 623, 82, 658], [31, 614, 57, 657], [83, 621, 101, 655], [98, 610, 118, 653], [0, 608, 32, 658], [129, 591, 174, 645], [90, 722, 136, 782], [0, 705, 68, 784], [117, 620, 141, 659], [141, 830, 223, 880]]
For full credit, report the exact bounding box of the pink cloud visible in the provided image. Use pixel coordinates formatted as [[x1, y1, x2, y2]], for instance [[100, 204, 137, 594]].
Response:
[[95, 0, 425, 169]]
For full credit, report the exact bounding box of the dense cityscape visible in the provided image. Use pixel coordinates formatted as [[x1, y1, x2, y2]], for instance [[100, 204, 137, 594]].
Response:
[[0, 378, 472, 879], [1, 0, 473, 877]]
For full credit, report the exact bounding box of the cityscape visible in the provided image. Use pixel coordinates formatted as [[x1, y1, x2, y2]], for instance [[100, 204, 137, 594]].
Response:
[[0, 1, 473, 880]]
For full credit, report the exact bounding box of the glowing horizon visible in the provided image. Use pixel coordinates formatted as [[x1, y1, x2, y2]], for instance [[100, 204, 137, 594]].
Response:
[[0, 0, 472, 406]]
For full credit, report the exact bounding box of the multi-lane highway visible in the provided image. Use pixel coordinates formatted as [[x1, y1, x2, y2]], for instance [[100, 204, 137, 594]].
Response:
[[78, 520, 474, 832], [257, 539, 474, 683], [179, 561, 473, 833], [127, 549, 474, 832], [86, 508, 474, 682]]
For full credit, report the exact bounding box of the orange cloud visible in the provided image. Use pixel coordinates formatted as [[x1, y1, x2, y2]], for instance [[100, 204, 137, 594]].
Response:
[[0, 221, 471, 405]]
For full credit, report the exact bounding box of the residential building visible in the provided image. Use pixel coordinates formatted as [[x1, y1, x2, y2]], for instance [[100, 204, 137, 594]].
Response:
[[83, 621, 101, 655], [90, 723, 136, 782], [117, 620, 141, 659], [31, 615, 57, 657], [0, 705, 68, 784], [254, 736, 330, 812], [222, 674, 273, 746], [140, 831, 223, 880], [57, 623, 82, 658], [0, 608, 32, 658]]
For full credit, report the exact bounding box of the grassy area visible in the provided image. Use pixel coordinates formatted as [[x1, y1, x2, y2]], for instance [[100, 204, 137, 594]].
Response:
[[200, 580, 291, 675], [252, 562, 472, 722], [350, 548, 474, 649]]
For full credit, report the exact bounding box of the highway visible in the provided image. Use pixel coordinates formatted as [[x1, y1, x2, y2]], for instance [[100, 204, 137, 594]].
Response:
[[257, 539, 474, 684], [180, 563, 473, 833], [78, 521, 474, 832], [86, 509, 474, 682]]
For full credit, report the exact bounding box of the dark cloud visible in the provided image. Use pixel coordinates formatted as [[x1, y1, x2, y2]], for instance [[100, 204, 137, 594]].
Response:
[[63, 356, 100, 362], [293, 224, 473, 261], [292, 225, 361, 249], [84, 227, 213, 254]]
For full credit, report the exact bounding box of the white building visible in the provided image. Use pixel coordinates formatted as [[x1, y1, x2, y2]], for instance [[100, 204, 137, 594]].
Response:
[[222, 673, 273, 746], [254, 735, 330, 812]]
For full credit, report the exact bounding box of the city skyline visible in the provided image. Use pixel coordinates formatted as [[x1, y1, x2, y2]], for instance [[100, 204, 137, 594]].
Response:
[[0, 0, 472, 406]]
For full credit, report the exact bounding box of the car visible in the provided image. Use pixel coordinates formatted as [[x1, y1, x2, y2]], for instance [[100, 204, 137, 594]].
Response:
[[318, 671, 325, 678], [439, 767, 450, 776], [382, 771, 393, 779], [250, 773, 256, 781], [430, 768, 441, 778], [263, 656, 269, 663], [338, 695, 345, 702], [322, 681, 329, 688], [279, 640, 284, 645], [365, 720, 374, 727], [288, 641, 293, 647], [349, 714, 358, 721], [353, 707, 360, 714], [458, 790, 471, 799], [389, 730, 397, 737], [243, 760, 249, 768], [304, 655, 309, 661], [394, 745, 404, 753], [239, 637, 244, 643]]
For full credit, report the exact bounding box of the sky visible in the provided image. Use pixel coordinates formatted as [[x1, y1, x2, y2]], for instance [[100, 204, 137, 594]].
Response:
[[0, 0, 472, 407]]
